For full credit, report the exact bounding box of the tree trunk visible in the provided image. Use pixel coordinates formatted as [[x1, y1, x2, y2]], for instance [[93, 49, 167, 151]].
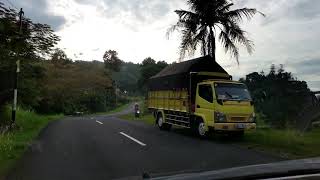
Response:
[[207, 34, 211, 57], [202, 38, 206, 56], [209, 26, 216, 62]]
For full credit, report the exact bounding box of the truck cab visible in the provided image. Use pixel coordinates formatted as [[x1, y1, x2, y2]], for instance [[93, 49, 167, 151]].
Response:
[[195, 80, 256, 136]]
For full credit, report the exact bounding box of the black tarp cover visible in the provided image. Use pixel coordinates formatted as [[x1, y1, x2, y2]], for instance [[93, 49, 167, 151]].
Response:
[[148, 56, 230, 91]]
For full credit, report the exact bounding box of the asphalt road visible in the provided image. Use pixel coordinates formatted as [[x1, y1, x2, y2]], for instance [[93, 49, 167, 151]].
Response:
[[7, 104, 282, 180]]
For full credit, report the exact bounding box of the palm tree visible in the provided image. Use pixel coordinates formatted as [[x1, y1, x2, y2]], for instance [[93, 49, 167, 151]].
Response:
[[168, 0, 264, 64]]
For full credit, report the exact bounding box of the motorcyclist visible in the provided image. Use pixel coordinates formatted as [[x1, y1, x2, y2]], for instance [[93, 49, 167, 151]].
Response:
[[134, 103, 140, 118]]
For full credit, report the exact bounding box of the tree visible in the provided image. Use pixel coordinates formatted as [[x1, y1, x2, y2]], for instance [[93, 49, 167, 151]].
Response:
[[242, 65, 312, 129], [103, 50, 123, 72], [112, 62, 141, 95], [0, 3, 60, 60], [138, 57, 168, 92], [51, 48, 72, 65], [37, 60, 113, 114], [269, 64, 276, 75], [168, 0, 264, 63], [0, 3, 60, 112]]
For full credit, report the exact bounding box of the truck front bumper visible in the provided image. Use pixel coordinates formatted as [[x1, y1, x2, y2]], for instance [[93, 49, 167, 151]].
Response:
[[212, 123, 256, 131]]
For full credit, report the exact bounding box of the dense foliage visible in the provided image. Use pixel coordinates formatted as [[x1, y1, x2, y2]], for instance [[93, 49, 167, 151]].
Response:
[[0, 3, 62, 126], [241, 65, 315, 129], [103, 50, 123, 72], [0, 3, 59, 108], [112, 62, 141, 96], [0, 4, 121, 126], [138, 57, 168, 93], [36, 60, 114, 114]]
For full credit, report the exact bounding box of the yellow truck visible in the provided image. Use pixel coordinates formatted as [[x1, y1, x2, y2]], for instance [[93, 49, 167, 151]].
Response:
[[147, 56, 256, 137]]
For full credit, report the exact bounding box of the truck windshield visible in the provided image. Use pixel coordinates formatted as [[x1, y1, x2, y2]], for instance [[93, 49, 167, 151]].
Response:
[[215, 83, 252, 101]]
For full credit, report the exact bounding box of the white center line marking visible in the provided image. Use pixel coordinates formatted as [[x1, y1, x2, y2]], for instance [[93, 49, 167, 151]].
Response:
[[119, 132, 146, 146], [96, 120, 103, 125]]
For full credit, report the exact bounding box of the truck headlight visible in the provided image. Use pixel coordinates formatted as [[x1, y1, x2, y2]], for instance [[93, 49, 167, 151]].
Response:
[[214, 111, 227, 122], [248, 112, 256, 122]]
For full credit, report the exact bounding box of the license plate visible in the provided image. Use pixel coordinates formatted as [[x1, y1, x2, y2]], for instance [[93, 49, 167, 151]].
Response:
[[235, 124, 246, 129]]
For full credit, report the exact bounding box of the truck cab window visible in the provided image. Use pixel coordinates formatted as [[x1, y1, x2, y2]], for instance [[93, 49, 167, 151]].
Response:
[[198, 85, 213, 103]]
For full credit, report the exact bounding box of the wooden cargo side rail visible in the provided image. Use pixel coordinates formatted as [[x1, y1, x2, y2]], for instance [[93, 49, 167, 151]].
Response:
[[164, 110, 191, 128]]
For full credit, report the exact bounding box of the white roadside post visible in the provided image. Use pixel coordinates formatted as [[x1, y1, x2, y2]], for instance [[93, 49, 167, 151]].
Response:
[[11, 8, 24, 127]]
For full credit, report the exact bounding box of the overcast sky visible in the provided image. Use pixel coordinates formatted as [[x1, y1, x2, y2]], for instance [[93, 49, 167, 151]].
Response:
[[3, 0, 320, 90]]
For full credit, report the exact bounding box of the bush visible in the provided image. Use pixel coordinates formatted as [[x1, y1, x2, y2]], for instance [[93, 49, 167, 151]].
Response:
[[0, 105, 11, 128], [242, 65, 311, 128]]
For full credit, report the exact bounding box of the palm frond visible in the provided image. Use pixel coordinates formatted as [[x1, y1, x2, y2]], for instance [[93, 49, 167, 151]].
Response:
[[194, 26, 208, 55], [179, 28, 200, 60], [219, 30, 240, 65], [224, 22, 254, 55], [166, 24, 179, 39], [226, 8, 265, 22], [175, 9, 198, 19], [167, 10, 199, 39], [218, 2, 234, 12]]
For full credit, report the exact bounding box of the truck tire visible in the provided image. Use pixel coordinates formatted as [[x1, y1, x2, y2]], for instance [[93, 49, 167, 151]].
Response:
[[192, 118, 207, 138], [157, 113, 171, 131]]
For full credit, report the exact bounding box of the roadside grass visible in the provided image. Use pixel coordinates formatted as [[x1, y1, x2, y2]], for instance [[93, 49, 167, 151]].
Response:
[[240, 128, 320, 159], [118, 113, 155, 125], [0, 108, 62, 179], [117, 100, 154, 124]]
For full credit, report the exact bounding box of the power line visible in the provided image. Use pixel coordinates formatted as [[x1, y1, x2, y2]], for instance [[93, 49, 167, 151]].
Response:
[[4, 0, 18, 10]]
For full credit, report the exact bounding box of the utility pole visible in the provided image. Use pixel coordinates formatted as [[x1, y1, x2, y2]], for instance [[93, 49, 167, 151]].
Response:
[[115, 81, 117, 106], [11, 8, 23, 126]]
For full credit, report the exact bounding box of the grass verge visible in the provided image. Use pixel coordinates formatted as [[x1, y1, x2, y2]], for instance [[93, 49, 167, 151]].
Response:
[[0, 108, 63, 179], [240, 128, 320, 159], [118, 113, 155, 125]]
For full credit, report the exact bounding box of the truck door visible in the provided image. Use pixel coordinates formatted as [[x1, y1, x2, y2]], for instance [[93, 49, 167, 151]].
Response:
[[196, 84, 214, 123]]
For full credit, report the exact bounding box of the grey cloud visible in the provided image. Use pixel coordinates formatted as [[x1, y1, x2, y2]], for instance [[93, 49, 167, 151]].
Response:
[[104, 0, 170, 21], [236, 0, 320, 25], [77, 0, 171, 23], [289, 0, 320, 19], [308, 81, 320, 91], [74, 0, 94, 4], [14, 0, 66, 31], [291, 58, 320, 75]]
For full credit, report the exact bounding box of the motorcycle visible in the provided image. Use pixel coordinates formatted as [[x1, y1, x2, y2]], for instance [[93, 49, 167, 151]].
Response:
[[135, 110, 140, 118]]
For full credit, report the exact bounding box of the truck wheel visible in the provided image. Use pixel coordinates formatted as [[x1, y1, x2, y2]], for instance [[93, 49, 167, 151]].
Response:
[[192, 119, 207, 138], [157, 113, 171, 131]]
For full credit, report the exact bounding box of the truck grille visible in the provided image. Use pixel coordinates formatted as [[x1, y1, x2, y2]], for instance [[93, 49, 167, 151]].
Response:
[[230, 117, 247, 121]]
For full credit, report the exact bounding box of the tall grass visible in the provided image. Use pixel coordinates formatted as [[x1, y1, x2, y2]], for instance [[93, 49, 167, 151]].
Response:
[[0, 106, 11, 128], [242, 128, 320, 159], [0, 107, 62, 178]]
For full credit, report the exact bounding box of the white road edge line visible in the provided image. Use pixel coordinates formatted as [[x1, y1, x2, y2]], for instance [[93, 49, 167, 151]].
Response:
[[96, 120, 103, 125], [119, 132, 146, 146]]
